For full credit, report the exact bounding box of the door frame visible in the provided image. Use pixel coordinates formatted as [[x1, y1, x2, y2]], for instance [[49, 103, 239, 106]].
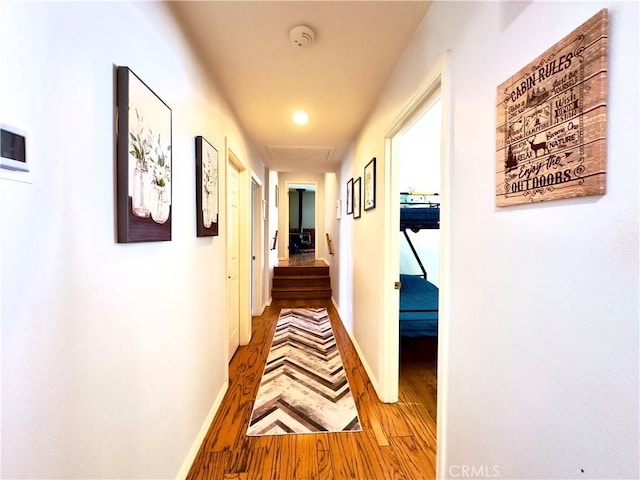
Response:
[[381, 53, 452, 478], [282, 180, 319, 261], [251, 174, 264, 316], [225, 140, 252, 354]]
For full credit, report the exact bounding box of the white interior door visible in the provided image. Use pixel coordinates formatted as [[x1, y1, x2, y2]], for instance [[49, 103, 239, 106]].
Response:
[[251, 179, 263, 316], [227, 161, 240, 361]]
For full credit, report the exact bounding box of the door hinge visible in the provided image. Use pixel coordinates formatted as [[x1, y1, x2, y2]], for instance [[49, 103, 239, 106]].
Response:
[[394, 281, 402, 290]]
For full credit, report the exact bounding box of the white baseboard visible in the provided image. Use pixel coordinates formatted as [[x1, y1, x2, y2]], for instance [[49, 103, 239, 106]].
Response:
[[331, 297, 381, 397], [175, 381, 229, 479]]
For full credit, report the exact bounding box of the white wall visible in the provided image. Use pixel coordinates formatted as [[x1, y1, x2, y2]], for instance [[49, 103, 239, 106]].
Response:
[[323, 172, 341, 309], [0, 2, 262, 478], [265, 170, 279, 304], [337, 1, 639, 479], [336, 149, 356, 332]]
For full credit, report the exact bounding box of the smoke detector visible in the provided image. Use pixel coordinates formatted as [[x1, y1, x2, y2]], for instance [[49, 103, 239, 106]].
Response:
[[289, 25, 315, 48]]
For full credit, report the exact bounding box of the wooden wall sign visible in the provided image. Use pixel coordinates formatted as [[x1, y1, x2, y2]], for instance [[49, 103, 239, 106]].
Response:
[[496, 9, 608, 207]]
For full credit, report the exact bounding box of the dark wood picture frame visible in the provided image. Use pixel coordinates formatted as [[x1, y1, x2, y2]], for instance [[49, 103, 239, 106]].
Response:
[[116, 66, 172, 243], [353, 176, 362, 219], [364, 157, 376, 211], [195, 136, 219, 237], [346, 178, 354, 214]]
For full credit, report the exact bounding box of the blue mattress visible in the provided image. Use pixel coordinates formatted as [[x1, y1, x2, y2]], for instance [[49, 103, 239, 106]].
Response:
[[399, 274, 439, 337], [400, 205, 440, 230]]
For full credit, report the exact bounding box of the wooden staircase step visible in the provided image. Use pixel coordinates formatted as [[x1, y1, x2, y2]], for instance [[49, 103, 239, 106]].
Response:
[[274, 265, 329, 276], [273, 275, 330, 288], [272, 286, 332, 300], [272, 261, 331, 301]]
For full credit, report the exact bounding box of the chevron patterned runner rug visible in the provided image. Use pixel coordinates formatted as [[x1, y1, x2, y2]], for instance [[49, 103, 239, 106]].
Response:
[[246, 307, 362, 436]]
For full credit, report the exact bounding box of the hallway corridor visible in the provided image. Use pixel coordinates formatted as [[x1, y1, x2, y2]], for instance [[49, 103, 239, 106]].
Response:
[[187, 301, 437, 479]]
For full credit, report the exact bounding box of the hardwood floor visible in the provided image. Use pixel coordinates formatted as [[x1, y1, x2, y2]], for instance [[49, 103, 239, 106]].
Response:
[[187, 301, 437, 480], [279, 253, 319, 266]]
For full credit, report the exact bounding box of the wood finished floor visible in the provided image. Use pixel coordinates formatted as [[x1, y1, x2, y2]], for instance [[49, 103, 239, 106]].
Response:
[[279, 253, 320, 266], [187, 300, 437, 480]]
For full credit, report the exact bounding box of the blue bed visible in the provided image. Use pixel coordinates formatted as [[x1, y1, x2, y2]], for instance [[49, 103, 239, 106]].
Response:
[[400, 204, 439, 231], [399, 193, 440, 337], [399, 274, 439, 337]]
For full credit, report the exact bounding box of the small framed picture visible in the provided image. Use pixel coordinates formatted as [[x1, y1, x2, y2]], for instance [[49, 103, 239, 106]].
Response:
[[116, 66, 172, 243], [195, 136, 219, 237], [346, 178, 354, 214], [364, 157, 376, 211], [353, 176, 362, 219]]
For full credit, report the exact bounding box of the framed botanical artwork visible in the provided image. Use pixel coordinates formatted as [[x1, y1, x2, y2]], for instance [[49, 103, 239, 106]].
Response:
[[364, 157, 376, 211], [116, 66, 172, 243], [353, 176, 362, 219], [346, 178, 354, 214], [195, 136, 219, 237]]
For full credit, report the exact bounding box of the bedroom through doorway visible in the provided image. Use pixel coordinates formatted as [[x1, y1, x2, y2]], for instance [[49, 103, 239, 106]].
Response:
[[396, 90, 442, 429]]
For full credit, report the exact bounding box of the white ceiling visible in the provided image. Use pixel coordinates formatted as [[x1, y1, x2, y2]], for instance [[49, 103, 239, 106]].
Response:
[[168, 1, 432, 173]]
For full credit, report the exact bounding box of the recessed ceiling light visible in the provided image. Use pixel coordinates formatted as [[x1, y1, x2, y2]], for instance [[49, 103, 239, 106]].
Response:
[[292, 110, 309, 125]]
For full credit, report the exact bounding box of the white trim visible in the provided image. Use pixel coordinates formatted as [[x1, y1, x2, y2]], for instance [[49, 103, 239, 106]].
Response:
[[226, 141, 252, 352], [435, 52, 453, 480], [381, 53, 450, 402], [174, 381, 229, 480], [0, 163, 3, 471], [251, 176, 264, 316], [381, 51, 452, 470], [250, 172, 263, 187]]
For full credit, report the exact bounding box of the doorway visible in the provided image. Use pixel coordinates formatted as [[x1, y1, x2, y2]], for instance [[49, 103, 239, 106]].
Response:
[[226, 144, 253, 361], [397, 93, 442, 425], [226, 159, 240, 361], [286, 182, 317, 262], [382, 55, 451, 476], [251, 176, 264, 316]]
